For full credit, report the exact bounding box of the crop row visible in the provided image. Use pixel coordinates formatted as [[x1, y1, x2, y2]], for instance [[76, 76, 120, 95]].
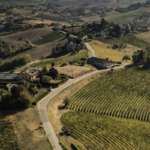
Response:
[[68, 67, 150, 122], [61, 112, 150, 150]]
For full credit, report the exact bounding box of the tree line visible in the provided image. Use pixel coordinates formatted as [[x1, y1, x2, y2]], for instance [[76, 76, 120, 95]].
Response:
[[0, 40, 34, 57], [0, 54, 32, 72]]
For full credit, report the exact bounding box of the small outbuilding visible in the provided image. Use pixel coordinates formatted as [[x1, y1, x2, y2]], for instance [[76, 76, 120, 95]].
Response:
[[0, 73, 18, 81]]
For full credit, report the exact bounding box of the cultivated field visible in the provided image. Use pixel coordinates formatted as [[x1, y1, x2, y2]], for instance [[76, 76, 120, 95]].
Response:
[[11, 37, 67, 61], [89, 40, 138, 62], [34, 31, 63, 45], [0, 27, 53, 44], [98, 34, 150, 49], [68, 67, 150, 122], [11, 8, 32, 15], [61, 112, 150, 150], [107, 7, 150, 24], [9, 108, 53, 150]]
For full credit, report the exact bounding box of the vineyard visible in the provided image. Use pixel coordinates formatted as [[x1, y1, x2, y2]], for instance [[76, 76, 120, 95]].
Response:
[[61, 112, 150, 150], [68, 67, 150, 122]]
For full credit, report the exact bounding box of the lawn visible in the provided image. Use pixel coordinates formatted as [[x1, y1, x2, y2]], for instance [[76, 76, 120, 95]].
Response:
[[68, 67, 150, 122], [61, 112, 150, 150], [33, 31, 64, 45], [89, 40, 138, 62], [9, 108, 53, 150]]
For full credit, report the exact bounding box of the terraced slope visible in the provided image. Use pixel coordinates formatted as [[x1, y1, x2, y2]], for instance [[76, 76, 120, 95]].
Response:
[[61, 112, 150, 150], [68, 67, 150, 122]]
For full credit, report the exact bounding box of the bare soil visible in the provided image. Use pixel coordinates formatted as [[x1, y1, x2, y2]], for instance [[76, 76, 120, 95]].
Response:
[[0, 27, 53, 44]]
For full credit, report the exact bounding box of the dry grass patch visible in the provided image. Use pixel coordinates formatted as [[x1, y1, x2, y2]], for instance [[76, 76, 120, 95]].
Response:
[[138, 31, 150, 42], [9, 107, 53, 150], [55, 65, 95, 77], [89, 40, 138, 63]]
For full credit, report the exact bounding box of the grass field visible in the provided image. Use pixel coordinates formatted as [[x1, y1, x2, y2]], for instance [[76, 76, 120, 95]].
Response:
[[0, 27, 53, 45], [138, 31, 150, 42], [9, 108, 53, 150], [65, 27, 83, 33], [30, 51, 88, 68], [13, 50, 88, 72], [98, 34, 150, 49], [61, 112, 150, 150], [106, 7, 150, 24], [89, 40, 138, 62], [68, 67, 150, 122], [11, 8, 32, 15], [33, 31, 63, 45], [0, 113, 20, 150]]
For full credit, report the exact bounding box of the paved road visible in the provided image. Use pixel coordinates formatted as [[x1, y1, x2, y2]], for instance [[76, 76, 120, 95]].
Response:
[[85, 42, 96, 57], [38, 63, 130, 150]]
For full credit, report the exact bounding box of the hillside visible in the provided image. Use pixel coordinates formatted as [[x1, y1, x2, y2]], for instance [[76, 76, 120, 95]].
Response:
[[68, 67, 150, 122], [61, 112, 150, 150]]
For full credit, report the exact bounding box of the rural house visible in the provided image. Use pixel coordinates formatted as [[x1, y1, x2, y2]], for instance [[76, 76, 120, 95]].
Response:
[[67, 42, 76, 51], [99, 30, 106, 37], [53, 24, 63, 30], [18, 67, 40, 81], [87, 57, 113, 69]]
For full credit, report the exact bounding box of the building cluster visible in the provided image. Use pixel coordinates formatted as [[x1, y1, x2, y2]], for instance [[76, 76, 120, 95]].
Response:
[[120, 24, 131, 31], [0, 67, 40, 82]]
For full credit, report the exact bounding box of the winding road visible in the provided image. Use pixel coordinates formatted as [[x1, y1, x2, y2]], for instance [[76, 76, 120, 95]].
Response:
[[85, 42, 96, 57], [38, 63, 129, 150]]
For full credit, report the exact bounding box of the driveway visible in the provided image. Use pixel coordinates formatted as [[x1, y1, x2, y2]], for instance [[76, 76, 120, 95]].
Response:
[[85, 42, 96, 57], [38, 63, 129, 150]]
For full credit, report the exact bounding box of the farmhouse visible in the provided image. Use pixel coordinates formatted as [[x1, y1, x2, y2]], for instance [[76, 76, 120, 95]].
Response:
[[53, 24, 63, 30], [18, 67, 40, 81], [0, 73, 18, 81], [67, 42, 76, 51], [99, 30, 106, 37], [87, 57, 113, 69]]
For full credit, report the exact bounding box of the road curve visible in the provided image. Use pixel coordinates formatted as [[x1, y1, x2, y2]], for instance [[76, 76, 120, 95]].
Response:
[[37, 63, 129, 150], [85, 42, 96, 57]]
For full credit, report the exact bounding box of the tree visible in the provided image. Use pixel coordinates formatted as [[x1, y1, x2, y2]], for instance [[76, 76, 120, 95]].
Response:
[[49, 68, 58, 77], [66, 31, 70, 38], [63, 97, 70, 107], [51, 62, 55, 67], [15, 85, 26, 97], [42, 66, 48, 74], [88, 34, 94, 39], [122, 55, 131, 62], [42, 75, 52, 83], [18, 91, 32, 108]]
